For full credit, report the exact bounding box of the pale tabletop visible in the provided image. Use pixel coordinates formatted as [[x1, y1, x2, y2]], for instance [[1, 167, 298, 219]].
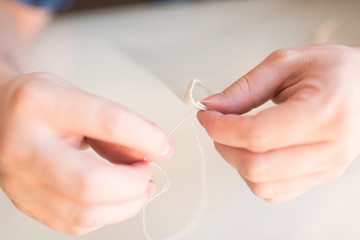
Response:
[[1, 0, 360, 239]]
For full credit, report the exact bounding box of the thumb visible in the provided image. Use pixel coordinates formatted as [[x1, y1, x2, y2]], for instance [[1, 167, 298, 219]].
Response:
[[201, 48, 306, 114]]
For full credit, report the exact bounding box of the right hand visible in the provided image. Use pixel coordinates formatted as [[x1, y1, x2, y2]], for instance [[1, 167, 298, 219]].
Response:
[[198, 45, 360, 203], [0, 72, 174, 236]]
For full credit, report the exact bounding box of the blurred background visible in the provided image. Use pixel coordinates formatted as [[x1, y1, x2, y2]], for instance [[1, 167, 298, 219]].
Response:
[[2, 0, 360, 239]]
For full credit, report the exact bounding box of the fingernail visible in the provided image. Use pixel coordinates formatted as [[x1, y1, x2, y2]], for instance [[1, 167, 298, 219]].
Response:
[[161, 141, 173, 160], [201, 93, 223, 104], [145, 182, 156, 201]]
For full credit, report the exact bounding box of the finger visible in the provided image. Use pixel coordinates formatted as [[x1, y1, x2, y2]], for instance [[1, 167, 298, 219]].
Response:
[[198, 99, 332, 152], [12, 193, 99, 236], [15, 203, 105, 236], [214, 141, 345, 182], [3, 170, 156, 217], [61, 182, 156, 229], [13, 203, 77, 235], [17, 196, 154, 236], [241, 170, 340, 199], [27, 138, 154, 204], [201, 47, 308, 114], [86, 138, 145, 164], [7, 171, 156, 235], [44, 86, 174, 162]]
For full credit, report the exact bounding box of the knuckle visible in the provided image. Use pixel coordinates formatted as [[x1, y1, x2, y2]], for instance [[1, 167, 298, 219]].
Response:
[[270, 48, 297, 62], [66, 225, 91, 237], [332, 106, 356, 138], [243, 160, 263, 182], [246, 121, 268, 152], [5, 72, 70, 119], [224, 75, 252, 98], [247, 133, 265, 153], [72, 173, 94, 203], [70, 207, 95, 229], [36, 72, 71, 87], [242, 155, 267, 183], [248, 182, 272, 198], [9, 80, 41, 115], [264, 198, 282, 204], [331, 156, 347, 170], [98, 104, 124, 137], [120, 201, 144, 221]]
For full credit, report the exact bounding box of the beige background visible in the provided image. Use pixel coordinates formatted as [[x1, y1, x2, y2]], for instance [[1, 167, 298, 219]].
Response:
[[2, 0, 360, 239]]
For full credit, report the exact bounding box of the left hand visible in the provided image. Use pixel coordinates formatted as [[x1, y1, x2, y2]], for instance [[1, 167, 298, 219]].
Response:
[[0, 72, 174, 235], [198, 45, 360, 203]]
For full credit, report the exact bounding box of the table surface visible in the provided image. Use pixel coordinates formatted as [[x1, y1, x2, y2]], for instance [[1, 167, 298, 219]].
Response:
[[2, 0, 360, 239]]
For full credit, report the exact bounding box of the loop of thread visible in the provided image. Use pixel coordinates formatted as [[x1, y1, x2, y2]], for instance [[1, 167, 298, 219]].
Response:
[[142, 79, 210, 240], [142, 163, 171, 240], [184, 79, 212, 111], [142, 113, 208, 240]]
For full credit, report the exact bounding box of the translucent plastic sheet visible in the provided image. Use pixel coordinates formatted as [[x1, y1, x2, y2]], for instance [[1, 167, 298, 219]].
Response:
[[142, 114, 207, 239]]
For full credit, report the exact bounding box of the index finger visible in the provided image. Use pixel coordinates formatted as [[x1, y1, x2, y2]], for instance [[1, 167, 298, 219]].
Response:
[[45, 87, 174, 162], [197, 100, 332, 152]]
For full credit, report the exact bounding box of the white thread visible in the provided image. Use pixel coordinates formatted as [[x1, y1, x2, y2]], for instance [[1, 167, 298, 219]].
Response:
[[142, 79, 210, 240], [142, 114, 208, 240], [142, 110, 192, 239], [143, 163, 171, 232], [168, 111, 193, 136], [143, 111, 192, 162], [184, 79, 212, 111]]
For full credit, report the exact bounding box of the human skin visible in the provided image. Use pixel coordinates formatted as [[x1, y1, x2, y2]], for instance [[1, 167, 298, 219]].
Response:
[[198, 44, 360, 203], [0, 0, 174, 236]]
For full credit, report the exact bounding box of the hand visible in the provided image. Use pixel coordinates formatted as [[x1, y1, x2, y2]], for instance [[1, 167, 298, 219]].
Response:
[[198, 45, 360, 203], [0, 72, 174, 235]]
